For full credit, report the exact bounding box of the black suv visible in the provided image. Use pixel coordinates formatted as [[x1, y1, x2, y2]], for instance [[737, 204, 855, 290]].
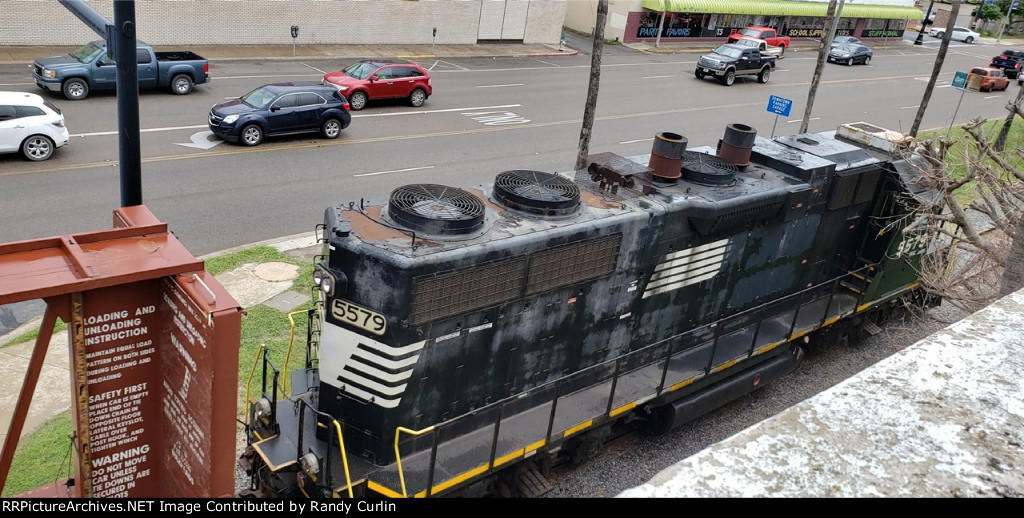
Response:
[[208, 82, 351, 146]]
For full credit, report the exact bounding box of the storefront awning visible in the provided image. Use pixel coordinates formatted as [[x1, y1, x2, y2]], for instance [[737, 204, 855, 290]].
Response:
[[641, 0, 924, 20]]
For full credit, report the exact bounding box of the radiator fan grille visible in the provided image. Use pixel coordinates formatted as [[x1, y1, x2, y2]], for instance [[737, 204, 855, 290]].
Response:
[[682, 151, 738, 186], [493, 170, 581, 217], [388, 184, 485, 235]]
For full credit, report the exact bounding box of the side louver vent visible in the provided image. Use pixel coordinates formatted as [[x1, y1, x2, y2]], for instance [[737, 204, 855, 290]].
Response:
[[493, 170, 581, 217], [682, 151, 738, 186], [388, 184, 485, 235]]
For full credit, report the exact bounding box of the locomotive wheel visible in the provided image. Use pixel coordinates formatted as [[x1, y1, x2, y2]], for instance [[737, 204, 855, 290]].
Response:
[[565, 427, 610, 467]]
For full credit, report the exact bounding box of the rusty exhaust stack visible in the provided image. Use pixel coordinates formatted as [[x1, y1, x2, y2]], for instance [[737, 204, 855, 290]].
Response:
[[648, 132, 687, 180], [717, 123, 757, 168]]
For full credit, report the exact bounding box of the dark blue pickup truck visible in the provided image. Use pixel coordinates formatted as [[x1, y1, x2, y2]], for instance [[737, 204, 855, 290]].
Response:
[[32, 40, 209, 101]]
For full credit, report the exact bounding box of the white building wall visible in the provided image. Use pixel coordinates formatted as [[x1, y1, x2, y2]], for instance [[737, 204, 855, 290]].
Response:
[[0, 0, 566, 46], [563, 0, 639, 42]]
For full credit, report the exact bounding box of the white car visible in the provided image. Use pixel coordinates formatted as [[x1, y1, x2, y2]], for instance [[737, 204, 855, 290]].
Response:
[[0, 91, 69, 161], [929, 26, 980, 44]]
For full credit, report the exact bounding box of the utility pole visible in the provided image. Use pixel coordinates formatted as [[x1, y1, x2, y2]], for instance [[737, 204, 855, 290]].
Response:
[[800, 0, 841, 134], [911, 0, 962, 137], [575, 0, 607, 171]]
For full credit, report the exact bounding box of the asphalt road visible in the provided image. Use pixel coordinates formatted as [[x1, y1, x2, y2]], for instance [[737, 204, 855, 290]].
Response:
[[0, 36, 1017, 260]]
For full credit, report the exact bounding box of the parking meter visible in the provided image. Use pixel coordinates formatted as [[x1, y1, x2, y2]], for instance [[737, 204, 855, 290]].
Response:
[[291, 26, 299, 38]]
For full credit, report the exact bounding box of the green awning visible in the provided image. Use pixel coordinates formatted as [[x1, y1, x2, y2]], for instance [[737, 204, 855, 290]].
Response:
[[641, 0, 924, 20]]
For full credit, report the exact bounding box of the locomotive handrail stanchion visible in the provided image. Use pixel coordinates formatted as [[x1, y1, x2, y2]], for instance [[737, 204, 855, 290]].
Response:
[[283, 309, 309, 396], [487, 405, 504, 473], [424, 429, 441, 496], [244, 343, 267, 428], [261, 349, 280, 425], [394, 425, 437, 497], [605, 357, 624, 417], [656, 337, 676, 394], [746, 319, 764, 358], [295, 399, 354, 497], [544, 381, 562, 444]]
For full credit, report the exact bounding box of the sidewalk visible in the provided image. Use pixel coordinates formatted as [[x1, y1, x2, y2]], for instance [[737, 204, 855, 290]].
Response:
[[0, 42, 580, 64], [4, 32, 1021, 66]]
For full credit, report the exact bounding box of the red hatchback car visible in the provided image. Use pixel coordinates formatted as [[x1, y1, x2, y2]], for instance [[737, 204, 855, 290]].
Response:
[[322, 60, 432, 110]]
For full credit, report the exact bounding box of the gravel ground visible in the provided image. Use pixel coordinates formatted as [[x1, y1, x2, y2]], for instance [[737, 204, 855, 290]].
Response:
[[543, 303, 967, 498]]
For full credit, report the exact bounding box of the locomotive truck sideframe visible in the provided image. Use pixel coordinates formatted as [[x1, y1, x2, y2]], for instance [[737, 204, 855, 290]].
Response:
[[240, 122, 937, 498]]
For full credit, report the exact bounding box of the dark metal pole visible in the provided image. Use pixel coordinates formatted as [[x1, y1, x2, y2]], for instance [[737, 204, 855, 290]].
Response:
[[914, 0, 936, 45], [58, 0, 142, 207], [114, 1, 142, 207]]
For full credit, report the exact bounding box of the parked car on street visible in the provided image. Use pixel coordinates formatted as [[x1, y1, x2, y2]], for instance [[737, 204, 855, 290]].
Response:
[[322, 60, 432, 111], [967, 67, 1010, 92], [31, 40, 209, 101], [830, 35, 862, 47], [726, 26, 790, 57], [208, 82, 351, 146], [0, 91, 69, 161], [827, 43, 873, 65], [930, 26, 979, 43]]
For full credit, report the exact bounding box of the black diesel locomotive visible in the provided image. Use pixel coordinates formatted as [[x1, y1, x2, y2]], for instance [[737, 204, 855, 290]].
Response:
[[240, 121, 937, 498]]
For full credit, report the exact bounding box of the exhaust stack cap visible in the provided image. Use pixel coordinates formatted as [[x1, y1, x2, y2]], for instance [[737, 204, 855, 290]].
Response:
[[648, 131, 687, 179], [717, 123, 757, 168]]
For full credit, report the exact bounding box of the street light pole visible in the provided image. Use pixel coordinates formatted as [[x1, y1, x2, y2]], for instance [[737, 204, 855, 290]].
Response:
[[914, 0, 936, 45]]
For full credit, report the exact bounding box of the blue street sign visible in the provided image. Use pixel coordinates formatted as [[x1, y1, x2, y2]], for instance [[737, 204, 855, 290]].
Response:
[[952, 71, 968, 89], [767, 95, 793, 117]]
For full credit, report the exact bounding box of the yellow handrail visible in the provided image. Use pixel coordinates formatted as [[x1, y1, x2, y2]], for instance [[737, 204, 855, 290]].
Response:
[[331, 419, 355, 498], [244, 343, 266, 409], [394, 425, 436, 497], [283, 310, 307, 396]]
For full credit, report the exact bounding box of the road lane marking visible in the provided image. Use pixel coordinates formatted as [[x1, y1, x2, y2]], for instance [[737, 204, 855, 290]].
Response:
[[69, 104, 525, 137], [476, 84, 523, 88], [300, 62, 329, 74], [353, 166, 435, 177], [8, 100, 767, 176]]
